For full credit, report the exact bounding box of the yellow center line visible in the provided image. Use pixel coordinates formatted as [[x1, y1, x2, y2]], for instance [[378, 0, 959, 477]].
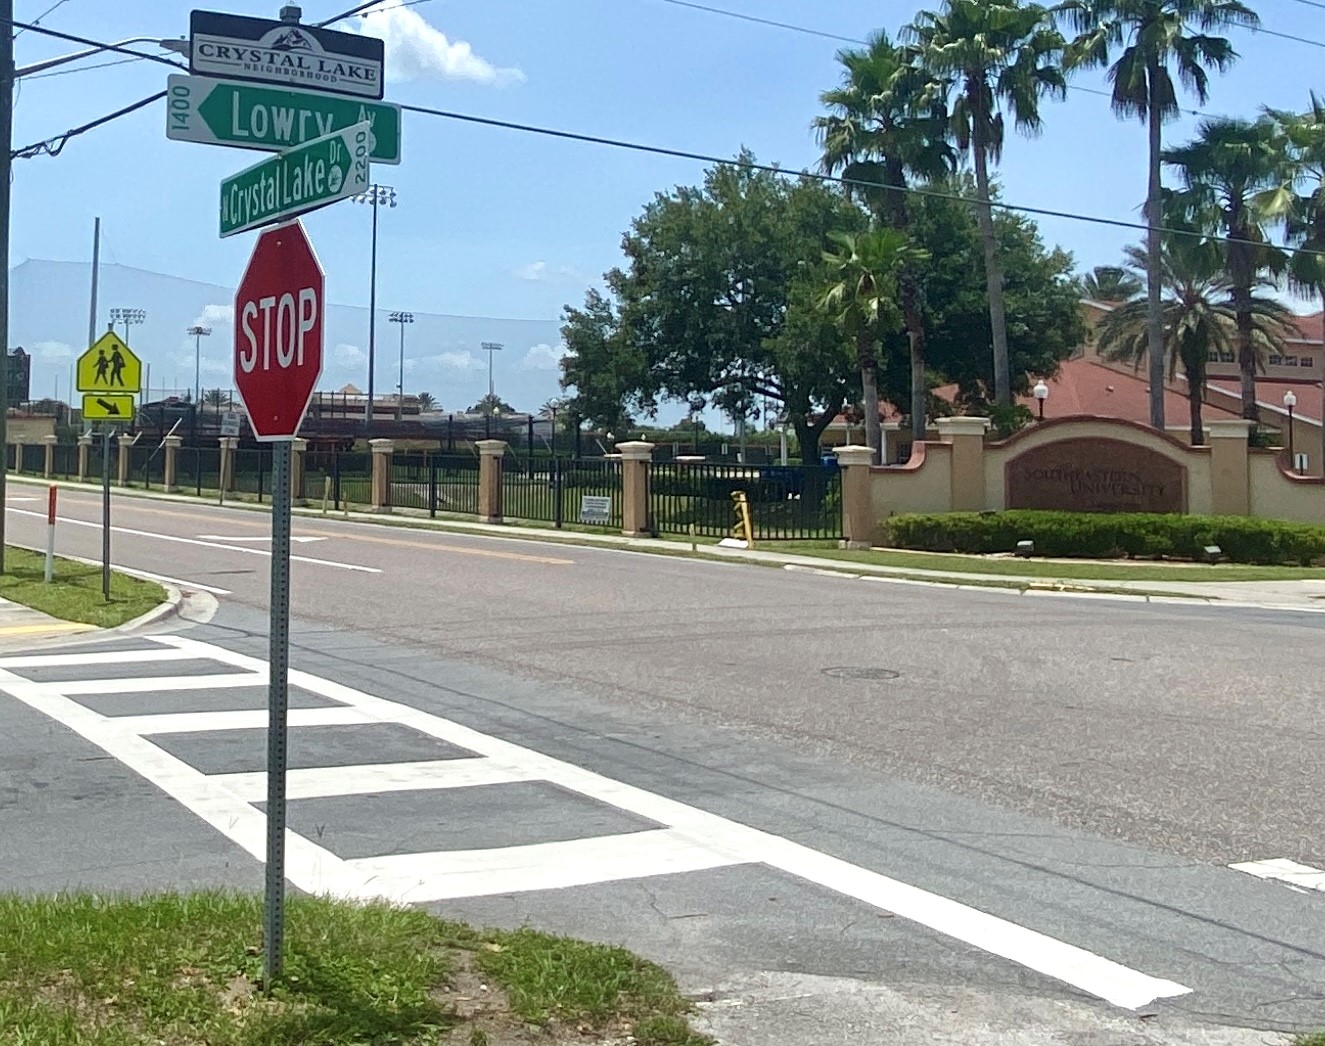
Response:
[[0, 622, 94, 636]]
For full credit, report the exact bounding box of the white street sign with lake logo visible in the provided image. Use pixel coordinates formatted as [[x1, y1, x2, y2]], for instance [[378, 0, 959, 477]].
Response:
[[190, 10, 385, 100]]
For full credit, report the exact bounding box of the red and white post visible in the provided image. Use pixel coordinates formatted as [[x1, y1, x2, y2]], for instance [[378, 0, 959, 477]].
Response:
[[44, 484, 56, 583]]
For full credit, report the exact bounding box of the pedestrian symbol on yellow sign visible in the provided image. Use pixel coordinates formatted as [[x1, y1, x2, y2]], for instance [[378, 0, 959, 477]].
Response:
[[76, 331, 142, 394]]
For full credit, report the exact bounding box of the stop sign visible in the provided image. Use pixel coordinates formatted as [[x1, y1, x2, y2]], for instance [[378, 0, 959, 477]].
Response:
[[234, 221, 324, 440]]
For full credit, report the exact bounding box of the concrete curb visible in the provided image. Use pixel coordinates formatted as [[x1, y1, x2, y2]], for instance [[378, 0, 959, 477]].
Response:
[[114, 584, 183, 635]]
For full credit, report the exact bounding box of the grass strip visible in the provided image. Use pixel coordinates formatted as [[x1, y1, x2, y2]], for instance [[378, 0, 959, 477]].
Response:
[[0, 546, 165, 628]]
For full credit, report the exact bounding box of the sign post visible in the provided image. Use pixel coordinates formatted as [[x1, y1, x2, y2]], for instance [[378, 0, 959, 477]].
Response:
[[233, 220, 324, 985], [75, 329, 141, 602]]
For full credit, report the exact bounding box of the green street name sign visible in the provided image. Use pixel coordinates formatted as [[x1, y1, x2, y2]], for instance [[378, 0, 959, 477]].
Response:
[[220, 121, 371, 238], [168, 74, 401, 165]]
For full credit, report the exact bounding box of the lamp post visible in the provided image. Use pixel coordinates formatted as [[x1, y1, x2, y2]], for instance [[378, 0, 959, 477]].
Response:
[[1033, 379, 1049, 421], [1284, 389, 1298, 471], [481, 341, 503, 408], [187, 325, 211, 408], [353, 184, 397, 433], [388, 311, 413, 422]]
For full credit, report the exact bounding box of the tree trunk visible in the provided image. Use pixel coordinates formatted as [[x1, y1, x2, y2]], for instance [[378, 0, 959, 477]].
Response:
[[1229, 224, 1259, 423], [792, 409, 836, 467], [882, 160, 929, 443], [1145, 64, 1166, 432], [971, 123, 1012, 408], [858, 330, 882, 465], [1188, 381, 1204, 446]]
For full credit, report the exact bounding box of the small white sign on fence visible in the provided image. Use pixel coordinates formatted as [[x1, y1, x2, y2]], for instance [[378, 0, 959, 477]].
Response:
[[221, 412, 242, 437], [579, 494, 612, 525]]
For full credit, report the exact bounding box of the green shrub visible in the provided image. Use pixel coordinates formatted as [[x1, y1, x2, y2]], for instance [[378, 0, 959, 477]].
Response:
[[881, 510, 1325, 566]]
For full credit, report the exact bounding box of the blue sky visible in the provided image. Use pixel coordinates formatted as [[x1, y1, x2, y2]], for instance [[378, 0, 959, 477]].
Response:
[[8, 0, 1325, 417]]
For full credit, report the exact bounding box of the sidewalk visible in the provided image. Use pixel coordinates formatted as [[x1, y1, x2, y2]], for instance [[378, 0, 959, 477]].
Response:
[[14, 473, 1325, 614], [0, 597, 95, 650]]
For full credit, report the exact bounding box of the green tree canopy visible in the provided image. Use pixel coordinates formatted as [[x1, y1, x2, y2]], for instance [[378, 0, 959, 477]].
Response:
[[469, 393, 516, 417]]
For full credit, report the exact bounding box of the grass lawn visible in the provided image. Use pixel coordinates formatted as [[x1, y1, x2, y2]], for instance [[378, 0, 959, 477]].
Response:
[[0, 892, 710, 1045], [773, 542, 1325, 583], [0, 546, 166, 628]]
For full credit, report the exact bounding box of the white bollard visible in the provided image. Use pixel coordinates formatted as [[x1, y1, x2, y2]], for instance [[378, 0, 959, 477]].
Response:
[[44, 485, 57, 584]]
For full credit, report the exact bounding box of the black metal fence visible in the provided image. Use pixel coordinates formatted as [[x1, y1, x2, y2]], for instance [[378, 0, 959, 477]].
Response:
[[389, 453, 481, 515], [500, 457, 623, 529], [650, 462, 842, 541]]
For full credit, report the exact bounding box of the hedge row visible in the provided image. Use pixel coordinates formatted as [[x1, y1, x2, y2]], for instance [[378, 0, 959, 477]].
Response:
[[881, 510, 1325, 565]]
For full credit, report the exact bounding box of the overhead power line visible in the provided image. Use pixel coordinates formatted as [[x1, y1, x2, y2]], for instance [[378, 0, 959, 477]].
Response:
[[27, 55, 145, 80], [15, 0, 72, 38], [317, 0, 432, 28], [12, 90, 164, 159], [5, 18, 186, 70]]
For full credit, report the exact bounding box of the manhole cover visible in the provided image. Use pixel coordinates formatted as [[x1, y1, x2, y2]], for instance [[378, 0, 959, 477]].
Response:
[[820, 667, 900, 681]]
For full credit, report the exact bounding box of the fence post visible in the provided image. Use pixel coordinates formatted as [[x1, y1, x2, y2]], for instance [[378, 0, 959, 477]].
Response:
[[428, 455, 438, 518], [117, 433, 134, 486], [218, 437, 238, 501], [934, 416, 990, 512], [833, 445, 877, 548], [163, 434, 182, 493], [42, 435, 57, 479], [370, 438, 395, 512], [333, 449, 342, 509], [291, 438, 308, 502], [553, 458, 564, 529], [77, 433, 92, 482], [476, 439, 507, 523], [1208, 419, 1254, 515], [616, 440, 655, 537], [12, 438, 23, 475]]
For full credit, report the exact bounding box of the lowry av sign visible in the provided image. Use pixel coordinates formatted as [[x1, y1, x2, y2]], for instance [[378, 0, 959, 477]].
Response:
[[190, 10, 385, 100]]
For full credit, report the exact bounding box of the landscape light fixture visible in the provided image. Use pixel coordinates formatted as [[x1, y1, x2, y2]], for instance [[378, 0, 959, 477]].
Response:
[[1015, 540, 1035, 558], [1284, 389, 1298, 470], [1032, 379, 1049, 420], [1201, 545, 1224, 564]]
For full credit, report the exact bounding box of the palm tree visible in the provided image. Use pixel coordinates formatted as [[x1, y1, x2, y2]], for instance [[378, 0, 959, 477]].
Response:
[[1096, 241, 1293, 443], [815, 31, 954, 442], [202, 388, 229, 411], [1163, 117, 1293, 421], [820, 228, 922, 463], [907, 0, 1067, 408], [1057, 0, 1258, 431], [1083, 264, 1143, 300], [416, 391, 438, 412]]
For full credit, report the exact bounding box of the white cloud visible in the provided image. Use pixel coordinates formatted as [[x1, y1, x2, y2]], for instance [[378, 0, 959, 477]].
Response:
[[522, 342, 569, 371], [352, 5, 524, 86], [433, 350, 484, 370], [514, 261, 549, 282], [334, 343, 366, 364], [31, 340, 72, 359], [192, 304, 234, 329]]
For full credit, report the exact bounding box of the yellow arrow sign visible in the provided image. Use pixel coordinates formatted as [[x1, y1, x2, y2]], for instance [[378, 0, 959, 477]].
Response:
[[81, 393, 135, 421], [77, 331, 142, 394]]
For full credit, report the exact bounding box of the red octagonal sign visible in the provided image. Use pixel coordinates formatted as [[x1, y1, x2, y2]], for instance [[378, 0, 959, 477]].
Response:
[[234, 221, 325, 441]]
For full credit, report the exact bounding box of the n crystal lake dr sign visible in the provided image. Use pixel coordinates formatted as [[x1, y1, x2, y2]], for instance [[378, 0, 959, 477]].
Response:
[[219, 121, 370, 238], [167, 75, 401, 164]]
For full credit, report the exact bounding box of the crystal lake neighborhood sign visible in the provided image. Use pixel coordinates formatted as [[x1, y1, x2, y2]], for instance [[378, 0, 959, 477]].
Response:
[[166, 74, 401, 164], [190, 9, 384, 100], [219, 121, 370, 238]]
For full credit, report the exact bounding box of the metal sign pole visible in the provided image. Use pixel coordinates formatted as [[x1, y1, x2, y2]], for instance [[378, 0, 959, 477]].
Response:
[[263, 438, 293, 987], [101, 426, 111, 601]]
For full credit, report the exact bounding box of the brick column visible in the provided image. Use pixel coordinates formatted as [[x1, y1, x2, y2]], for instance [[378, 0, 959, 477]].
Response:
[[42, 435, 57, 479], [880, 422, 902, 466], [370, 439, 394, 511], [935, 416, 991, 512], [616, 440, 655, 537], [117, 433, 134, 485], [12, 439, 23, 475], [77, 434, 92, 482], [476, 439, 507, 523], [163, 435, 182, 493], [291, 438, 308, 502], [218, 437, 238, 496], [833, 445, 877, 548], [1208, 419, 1254, 515]]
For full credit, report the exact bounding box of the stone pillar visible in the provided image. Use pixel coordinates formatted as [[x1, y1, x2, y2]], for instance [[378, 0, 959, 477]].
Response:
[[881, 421, 902, 466], [117, 433, 134, 486], [935, 416, 991, 512], [1208, 419, 1254, 516], [292, 438, 308, 502], [476, 439, 507, 523], [218, 437, 238, 495], [163, 435, 182, 493], [369, 439, 394, 511], [833, 445, 877, 548], [77, 434, 92, 483], [42, 435, 57, 479], [616, 440, 655, 537], [12, 439, 22, 475]]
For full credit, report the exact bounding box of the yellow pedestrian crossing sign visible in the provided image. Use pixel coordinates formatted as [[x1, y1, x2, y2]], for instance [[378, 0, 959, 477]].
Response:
[[81, 394, 136, 421], [77, 331, 142, 394]]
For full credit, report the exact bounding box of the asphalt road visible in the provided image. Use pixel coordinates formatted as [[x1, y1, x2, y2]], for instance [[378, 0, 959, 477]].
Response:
[[4, 483, 1325, 1041]]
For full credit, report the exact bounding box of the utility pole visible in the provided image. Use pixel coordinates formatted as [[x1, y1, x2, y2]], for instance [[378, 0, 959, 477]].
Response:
[[0, 0, 14, 575], [187, 325, 212, 407], [388, 311, 413, 422], [354, 184, 396, 434]]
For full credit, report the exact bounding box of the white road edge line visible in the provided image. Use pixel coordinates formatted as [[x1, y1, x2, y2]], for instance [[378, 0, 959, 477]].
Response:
[[150, 634, 1192, 1011], [2, 540, 232, 595], [1230, 858, 1325, 893], [6, 509, 380, 574]]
